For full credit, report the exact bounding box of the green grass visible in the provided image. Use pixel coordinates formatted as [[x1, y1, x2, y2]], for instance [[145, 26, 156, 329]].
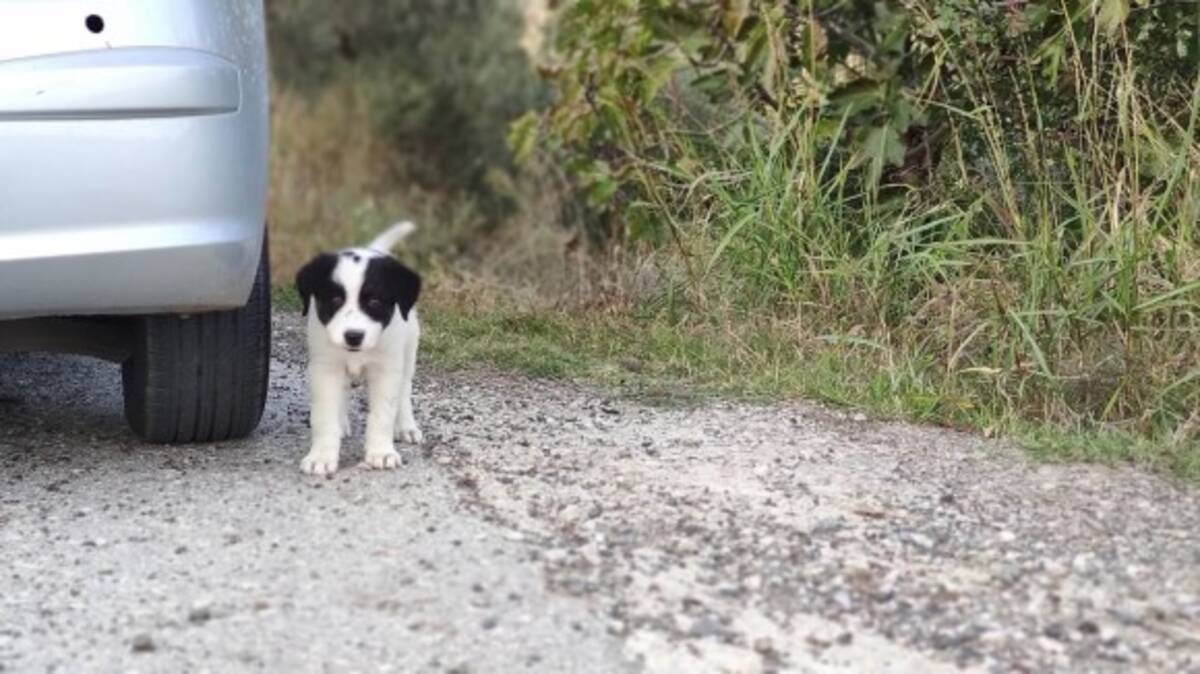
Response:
[[579, 52, 1200, 478]]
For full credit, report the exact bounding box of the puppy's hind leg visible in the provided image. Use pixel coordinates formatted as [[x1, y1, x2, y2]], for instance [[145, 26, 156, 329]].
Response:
[[394, 327, 423, 444], [301, 362, 346, 476]]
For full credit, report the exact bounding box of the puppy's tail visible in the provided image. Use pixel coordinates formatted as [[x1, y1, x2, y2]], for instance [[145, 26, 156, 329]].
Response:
[[367, 221, 417, 253]]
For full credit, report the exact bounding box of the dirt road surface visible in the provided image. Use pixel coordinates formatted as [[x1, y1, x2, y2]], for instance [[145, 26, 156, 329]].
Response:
[[2, 314, 1198, 673]]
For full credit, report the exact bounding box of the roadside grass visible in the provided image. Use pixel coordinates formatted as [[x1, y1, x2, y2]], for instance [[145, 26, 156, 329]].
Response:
[[567, 45, 1200, 479], [270, 283, 1200, 482]]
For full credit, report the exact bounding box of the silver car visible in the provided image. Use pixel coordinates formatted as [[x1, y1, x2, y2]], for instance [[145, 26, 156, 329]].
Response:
[[0, 1, 272, 442]]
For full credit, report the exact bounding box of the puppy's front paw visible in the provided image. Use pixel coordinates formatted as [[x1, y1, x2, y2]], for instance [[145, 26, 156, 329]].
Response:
[[364, 448, 402, 470], [301, 452, 339, 476], [395, 426, 423, 444]]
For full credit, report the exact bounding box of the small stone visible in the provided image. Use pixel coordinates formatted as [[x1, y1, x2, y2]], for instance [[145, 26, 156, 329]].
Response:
[[870, 588, 896, 603], [836, 632, 854, 646], [688, 615, 724, 638], [188, 603, 212, 625], [833, 591, 854, 612], [481, 616, 499, 630], [1042, 623, 1067, 641], [1078, 620, 1100, 636], [852, 413, 867, 422], [907, 533, 934, 550], [998, 530, 1016, 543], [131, 634, 156, 653], [753, 636, 775, 654]]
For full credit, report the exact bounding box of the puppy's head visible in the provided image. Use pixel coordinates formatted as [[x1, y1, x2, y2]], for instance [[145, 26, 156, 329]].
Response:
[[295, 249, 421, 353]]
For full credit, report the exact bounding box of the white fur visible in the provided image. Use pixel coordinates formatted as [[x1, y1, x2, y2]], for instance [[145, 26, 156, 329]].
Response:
[[300, 223, 422, 476], [367, 220, 416, 253]]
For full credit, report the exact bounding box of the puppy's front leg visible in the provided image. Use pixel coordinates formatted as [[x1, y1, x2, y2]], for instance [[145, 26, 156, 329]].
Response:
[[301, 362, 345, 476], [363, 366, 402, 470]]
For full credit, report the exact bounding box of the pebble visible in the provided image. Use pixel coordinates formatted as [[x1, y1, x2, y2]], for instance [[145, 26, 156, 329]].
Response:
[[1072, 553, 1096, 576], [131, 634, 156, 653], [907, 533, 934, 550], [687, 615, 725, 639], [188, 603, 213, 625]]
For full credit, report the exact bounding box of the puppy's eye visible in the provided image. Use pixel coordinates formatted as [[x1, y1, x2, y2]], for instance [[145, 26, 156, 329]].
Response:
[[330, 296, 344, 308], [366, 298, 384, 311]]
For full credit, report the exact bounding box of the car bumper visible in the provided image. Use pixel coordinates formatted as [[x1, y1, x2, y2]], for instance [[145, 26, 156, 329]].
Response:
[[0, 220, 262, 319], [0, 42, 268, 319]]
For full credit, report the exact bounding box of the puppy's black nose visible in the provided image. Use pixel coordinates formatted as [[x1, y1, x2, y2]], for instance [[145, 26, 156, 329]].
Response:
[[344, 330, 365, 348]]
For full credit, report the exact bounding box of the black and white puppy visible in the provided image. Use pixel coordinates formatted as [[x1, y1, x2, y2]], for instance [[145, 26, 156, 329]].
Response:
[[295, 222, 422, 476]]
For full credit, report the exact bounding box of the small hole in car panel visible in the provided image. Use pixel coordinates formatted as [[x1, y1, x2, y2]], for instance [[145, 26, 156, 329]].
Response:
[[85, 14, 105, 34]]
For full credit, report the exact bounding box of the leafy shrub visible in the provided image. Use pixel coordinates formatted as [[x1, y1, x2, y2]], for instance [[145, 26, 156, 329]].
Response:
[[268, 0, 547, 204], [524, 0, 1198, 234], [519, 1, 1200, 440]]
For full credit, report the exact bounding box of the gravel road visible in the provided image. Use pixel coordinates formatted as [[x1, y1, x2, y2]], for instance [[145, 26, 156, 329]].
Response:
[[2, 313, 1199, 673]]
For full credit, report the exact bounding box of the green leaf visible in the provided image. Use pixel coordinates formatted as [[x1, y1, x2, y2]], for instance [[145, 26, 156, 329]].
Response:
[[1097, 0, 1130, 37], [506, 111, 541, 164], [690, 67, 735, 99], [637, 54, 682, 100], [829, 79, 885, 109], [587, 177, 620, 207], [864, 124, 906, 168]]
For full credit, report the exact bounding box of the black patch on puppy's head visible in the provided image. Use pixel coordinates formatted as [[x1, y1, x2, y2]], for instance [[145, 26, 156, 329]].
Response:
[[295, 253, 345, 324], [360, 256, 421, 325]]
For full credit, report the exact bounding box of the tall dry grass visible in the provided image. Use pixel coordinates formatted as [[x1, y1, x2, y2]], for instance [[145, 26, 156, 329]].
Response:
[[268, 78, 484, 283]]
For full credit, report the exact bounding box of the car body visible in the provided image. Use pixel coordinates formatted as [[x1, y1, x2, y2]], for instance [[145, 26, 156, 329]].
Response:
[[0, 0, 269, 318], [0, 0, 272, 443]]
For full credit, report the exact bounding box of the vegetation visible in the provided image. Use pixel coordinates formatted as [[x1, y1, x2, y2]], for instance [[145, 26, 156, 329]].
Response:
[[266, 0, 550, 276], [267, 0, 1200, 478]]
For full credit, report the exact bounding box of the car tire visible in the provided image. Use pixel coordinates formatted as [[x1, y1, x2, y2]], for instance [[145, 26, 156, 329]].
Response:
[[121, 238, 272, 443]]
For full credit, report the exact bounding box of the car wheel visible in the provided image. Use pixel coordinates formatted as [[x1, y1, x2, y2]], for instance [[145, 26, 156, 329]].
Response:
[[121, 238, 272, 443]]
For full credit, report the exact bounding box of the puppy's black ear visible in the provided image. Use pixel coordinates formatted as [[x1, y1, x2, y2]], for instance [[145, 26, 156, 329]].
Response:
[[375, 257, 421, 320], [295, 254, 337, 316]]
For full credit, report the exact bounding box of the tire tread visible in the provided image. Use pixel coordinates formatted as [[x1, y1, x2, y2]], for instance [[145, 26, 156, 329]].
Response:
[[122, 240, 271, 444]]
